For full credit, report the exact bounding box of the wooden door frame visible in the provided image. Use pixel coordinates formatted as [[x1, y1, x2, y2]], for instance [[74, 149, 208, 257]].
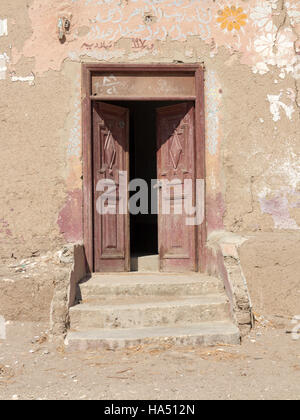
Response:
[[82, 63, 206, 273]]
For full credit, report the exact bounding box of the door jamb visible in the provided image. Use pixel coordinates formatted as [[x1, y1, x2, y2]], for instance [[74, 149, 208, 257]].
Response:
[[82, 64, 206, 273]]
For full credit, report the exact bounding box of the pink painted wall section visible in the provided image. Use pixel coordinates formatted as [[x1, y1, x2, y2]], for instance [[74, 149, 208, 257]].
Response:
[[205, 70, 224, 234], [206, 193, 226, 234], [57, 189, 83, 243], [259, 190, 300, 229], [11, 0, 300, 79]]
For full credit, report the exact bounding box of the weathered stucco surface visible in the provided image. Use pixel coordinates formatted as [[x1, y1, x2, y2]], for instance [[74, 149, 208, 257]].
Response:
[[0, 0, 299, 322], [239, 232, 300, 318]]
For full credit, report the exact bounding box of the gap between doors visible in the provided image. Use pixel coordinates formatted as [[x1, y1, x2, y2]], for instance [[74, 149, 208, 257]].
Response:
[[104, 100, 184, 268], [92, 100, 198, 273]]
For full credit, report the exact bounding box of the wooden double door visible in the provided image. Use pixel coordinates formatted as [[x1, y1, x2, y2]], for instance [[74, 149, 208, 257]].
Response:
[[93, 101, 197, 273]]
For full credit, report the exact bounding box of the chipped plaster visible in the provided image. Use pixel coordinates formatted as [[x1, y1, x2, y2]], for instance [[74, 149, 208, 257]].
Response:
[[267, 90, 295, 121]]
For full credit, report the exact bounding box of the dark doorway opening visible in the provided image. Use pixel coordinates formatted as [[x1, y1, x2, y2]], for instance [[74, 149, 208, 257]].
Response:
[[104, 100, 183, 260], [128, 102, 158, 256]]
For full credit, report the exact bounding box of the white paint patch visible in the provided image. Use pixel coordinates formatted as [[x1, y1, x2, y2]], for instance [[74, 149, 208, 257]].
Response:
[[0, 53, 9, 80], [272, 147, 300, 190], [67, 73, 81, 158], [279, 70, 286, 79], [206, 71, 221, 156], [11, 72, 35, 86], [294, 62, 300, 81], [267, 91, 295, 122], [128, 49, 151, 60], [0, 19, 8, 37], [252, 62, 270, 75], [259, 189, 300, 230], [286, 2, 300, 26], [68, 49, 125, 62], [0, 315, 6, 340], [1, 278, 15, 283]]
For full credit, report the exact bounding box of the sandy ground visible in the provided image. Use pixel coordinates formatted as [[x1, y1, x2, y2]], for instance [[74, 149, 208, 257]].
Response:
[[0, 316, 299, 401]]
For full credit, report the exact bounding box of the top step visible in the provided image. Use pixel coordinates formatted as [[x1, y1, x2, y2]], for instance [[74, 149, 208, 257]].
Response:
[[77, 273, 224, 302]]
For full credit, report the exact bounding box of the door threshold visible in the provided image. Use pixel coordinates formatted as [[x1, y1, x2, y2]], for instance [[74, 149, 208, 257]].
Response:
[[131, 254, 160, 272]]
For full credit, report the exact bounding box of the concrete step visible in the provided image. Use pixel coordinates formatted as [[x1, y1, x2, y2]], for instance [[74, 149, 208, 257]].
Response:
[[131, 254, 160, 272], [77, 273, 224, 302], [69, 295, 230, 330], [65, 321, 240, 351]]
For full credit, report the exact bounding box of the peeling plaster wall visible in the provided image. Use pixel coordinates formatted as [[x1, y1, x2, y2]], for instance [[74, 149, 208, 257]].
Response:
[[0, 0, 299, 261]]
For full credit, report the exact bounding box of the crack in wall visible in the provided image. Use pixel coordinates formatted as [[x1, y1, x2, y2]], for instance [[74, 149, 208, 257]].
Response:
[[289, 1, 300, 111], [295, 79, 300, 111], [273, 0, 288, 54]]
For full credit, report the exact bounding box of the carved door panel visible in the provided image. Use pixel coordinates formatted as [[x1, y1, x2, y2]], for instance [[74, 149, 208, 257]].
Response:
[[156, 103, 197, 272], [93, 102, 130, 272]]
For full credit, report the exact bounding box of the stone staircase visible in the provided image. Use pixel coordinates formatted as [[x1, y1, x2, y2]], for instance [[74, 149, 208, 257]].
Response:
[[65, 272, 240, 351]]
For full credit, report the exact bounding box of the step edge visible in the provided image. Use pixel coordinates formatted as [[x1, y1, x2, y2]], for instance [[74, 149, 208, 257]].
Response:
[[86, 274, 220, 282], [66, 322, 240, 340], [70, 296, 229, 312], [80, 281, 223, 289]]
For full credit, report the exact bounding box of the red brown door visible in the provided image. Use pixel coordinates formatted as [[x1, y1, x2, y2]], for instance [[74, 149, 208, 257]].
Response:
[[156, 103, 197, 272], [93, 102, 130, 272]]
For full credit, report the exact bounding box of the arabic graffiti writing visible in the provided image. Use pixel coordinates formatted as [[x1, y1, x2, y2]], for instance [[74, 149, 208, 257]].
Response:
[[87, 2, 213, 42], [16, 0, 299, 82]]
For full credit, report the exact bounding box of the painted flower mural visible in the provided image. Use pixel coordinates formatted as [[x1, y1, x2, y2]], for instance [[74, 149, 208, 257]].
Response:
[[286, 1, 300, 26], [250, 3, 274, 31], [254, 31, 275, 57], [217, 6, 248, 31]]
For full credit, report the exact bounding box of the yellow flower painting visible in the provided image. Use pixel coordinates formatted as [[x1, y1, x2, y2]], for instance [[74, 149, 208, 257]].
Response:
[[217, 6, 248, 31]]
